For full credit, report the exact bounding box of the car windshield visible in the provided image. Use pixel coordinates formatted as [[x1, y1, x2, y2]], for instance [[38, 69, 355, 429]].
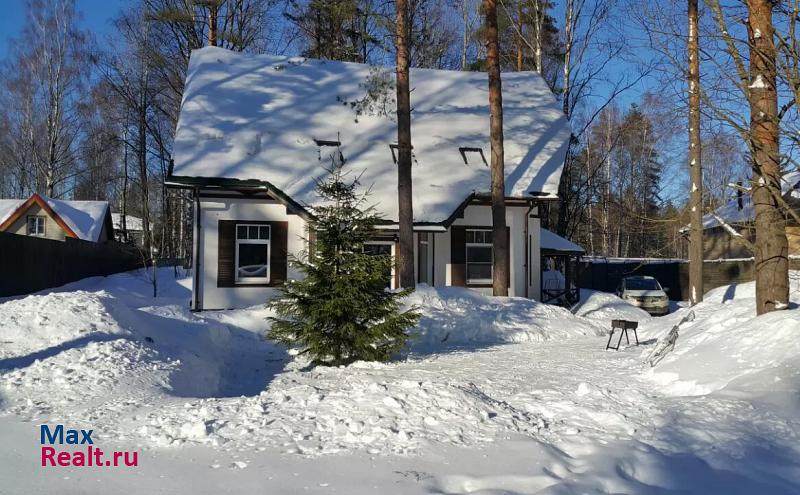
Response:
[[625, 278, 661, 290]]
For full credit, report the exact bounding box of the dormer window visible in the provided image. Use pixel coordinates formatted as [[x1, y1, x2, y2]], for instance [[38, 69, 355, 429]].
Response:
[[459, 147, 487, 166], [389, 143, 415, 164], [315, 138, 345, 164]]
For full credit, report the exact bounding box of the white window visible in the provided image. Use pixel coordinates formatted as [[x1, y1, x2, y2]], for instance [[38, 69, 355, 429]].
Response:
[[235, 224, 270, 283], [466, 229, 492, 284], [27, 216, 45, 236]]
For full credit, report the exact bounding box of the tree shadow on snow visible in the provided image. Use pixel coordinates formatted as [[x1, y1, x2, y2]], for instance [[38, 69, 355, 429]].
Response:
[[630, 407, 800, 495], [0, 294, 289, 400], [722, 283, 738, 303], [0, 333, 126, 371], [603, 444, 800, 495]]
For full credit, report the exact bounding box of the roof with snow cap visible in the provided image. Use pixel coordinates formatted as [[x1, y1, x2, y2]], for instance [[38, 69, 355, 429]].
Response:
[[682, 170, 800, 232], [0, 199, 25, 226], [168, 47, 571, 223], [540, 228, 585, 254], [0, 194, 111, 242]]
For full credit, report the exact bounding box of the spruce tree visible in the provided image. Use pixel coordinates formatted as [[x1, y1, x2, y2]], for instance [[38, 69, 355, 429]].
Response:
[[268, 161, 419, 366]]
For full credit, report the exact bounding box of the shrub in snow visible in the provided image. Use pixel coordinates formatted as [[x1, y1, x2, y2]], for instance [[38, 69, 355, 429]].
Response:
[[268, 161, 419, 366]]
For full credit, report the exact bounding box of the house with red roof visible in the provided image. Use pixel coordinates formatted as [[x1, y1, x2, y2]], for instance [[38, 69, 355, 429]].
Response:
[[0, 193, 114, 243]]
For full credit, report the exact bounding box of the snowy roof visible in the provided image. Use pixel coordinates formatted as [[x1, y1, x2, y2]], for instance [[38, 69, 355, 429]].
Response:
[[697, 195, 754, 230], [540, 228, 585, 254], [170, 47, 571, 223], [682, 171, 800, 232], [112, 213, 144, 232], [0, 199, 25, 226], [0, 194, 110, 242]]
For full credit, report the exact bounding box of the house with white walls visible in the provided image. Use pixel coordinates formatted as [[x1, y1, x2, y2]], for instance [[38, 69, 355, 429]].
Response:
[[166, 47, 571, 310]]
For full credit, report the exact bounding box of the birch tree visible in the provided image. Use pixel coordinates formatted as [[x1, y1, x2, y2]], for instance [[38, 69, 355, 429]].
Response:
[[0, 0, 91, 198]]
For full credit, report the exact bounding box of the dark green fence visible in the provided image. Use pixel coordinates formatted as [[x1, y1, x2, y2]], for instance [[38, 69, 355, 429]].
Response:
[[577, 258, 800, 301], [0, 231, 143, 297]]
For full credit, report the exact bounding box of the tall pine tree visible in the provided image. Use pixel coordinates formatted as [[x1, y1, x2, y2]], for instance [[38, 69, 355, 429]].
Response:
[[268, 160, 420, 366]]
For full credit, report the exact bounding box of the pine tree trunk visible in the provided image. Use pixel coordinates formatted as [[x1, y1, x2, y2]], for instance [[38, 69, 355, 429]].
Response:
[[688, 0, 704, 304], [209, 4, 218, 47], [395, 0, 415, 289], [747, 0, 788, 314], [485, 0, 509, 296], [516, 2, 524, 71]]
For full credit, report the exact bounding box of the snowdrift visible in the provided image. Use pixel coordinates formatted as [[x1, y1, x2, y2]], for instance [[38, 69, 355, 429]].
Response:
[[407, 285, 606, 351], [0, 290, 132, 360], [574, 289, 652, 322], [643, 273, 800, 396]]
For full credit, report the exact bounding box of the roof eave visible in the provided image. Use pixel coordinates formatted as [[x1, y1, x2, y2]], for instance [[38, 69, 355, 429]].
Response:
[[541, 248, 585, 256], [167, 174, 314, 221]]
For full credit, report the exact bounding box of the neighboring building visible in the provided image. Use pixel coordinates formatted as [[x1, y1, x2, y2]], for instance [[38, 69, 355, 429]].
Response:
[[112, 213, 146, 246], [167, 47, 571, 310], [0, 193, 113, 243], [681, 173, 800, 260]]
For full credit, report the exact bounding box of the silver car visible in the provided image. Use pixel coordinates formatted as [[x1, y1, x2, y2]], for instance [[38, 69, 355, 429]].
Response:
[[616, 276, 670, 315]]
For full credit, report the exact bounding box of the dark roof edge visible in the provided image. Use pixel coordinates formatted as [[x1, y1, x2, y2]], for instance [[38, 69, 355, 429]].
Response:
[[166, 175, 558, 228], [166, 174, 313, 221], [541, 248, 585, 255]]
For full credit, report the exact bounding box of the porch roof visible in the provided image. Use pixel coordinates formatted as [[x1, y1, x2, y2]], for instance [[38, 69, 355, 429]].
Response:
[[540, 228, 585, 255]]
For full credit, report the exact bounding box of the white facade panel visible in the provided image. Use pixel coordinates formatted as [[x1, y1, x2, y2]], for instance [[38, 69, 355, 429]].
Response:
[[445, 204, 541, 299], [192, 198, 545, 309], [197, 196, 307, 310]]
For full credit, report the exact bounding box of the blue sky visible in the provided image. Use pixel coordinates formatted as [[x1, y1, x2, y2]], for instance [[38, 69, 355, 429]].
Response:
[[0, 0, 127, 58]]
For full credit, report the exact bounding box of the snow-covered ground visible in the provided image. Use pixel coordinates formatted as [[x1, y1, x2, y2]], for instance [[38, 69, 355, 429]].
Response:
[[1, 269, 799, 494]]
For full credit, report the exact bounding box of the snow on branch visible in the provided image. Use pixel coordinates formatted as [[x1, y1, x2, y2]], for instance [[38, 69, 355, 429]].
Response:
[[708, 212, 755, 253]]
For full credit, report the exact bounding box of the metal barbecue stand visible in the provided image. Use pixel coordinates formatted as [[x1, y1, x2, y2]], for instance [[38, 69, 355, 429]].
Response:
[[607, 319, 639, 350]]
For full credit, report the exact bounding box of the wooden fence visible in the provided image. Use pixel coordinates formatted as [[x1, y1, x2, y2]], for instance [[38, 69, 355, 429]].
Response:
[[0, 231, 144, 297], [577, 257, 800, 301]]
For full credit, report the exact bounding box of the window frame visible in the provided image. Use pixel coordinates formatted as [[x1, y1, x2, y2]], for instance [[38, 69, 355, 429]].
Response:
[[465, 228, 493, 285], [27, 215, 45, 237], [234, 223, 271, 284], [417, 232, 430, 285]]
